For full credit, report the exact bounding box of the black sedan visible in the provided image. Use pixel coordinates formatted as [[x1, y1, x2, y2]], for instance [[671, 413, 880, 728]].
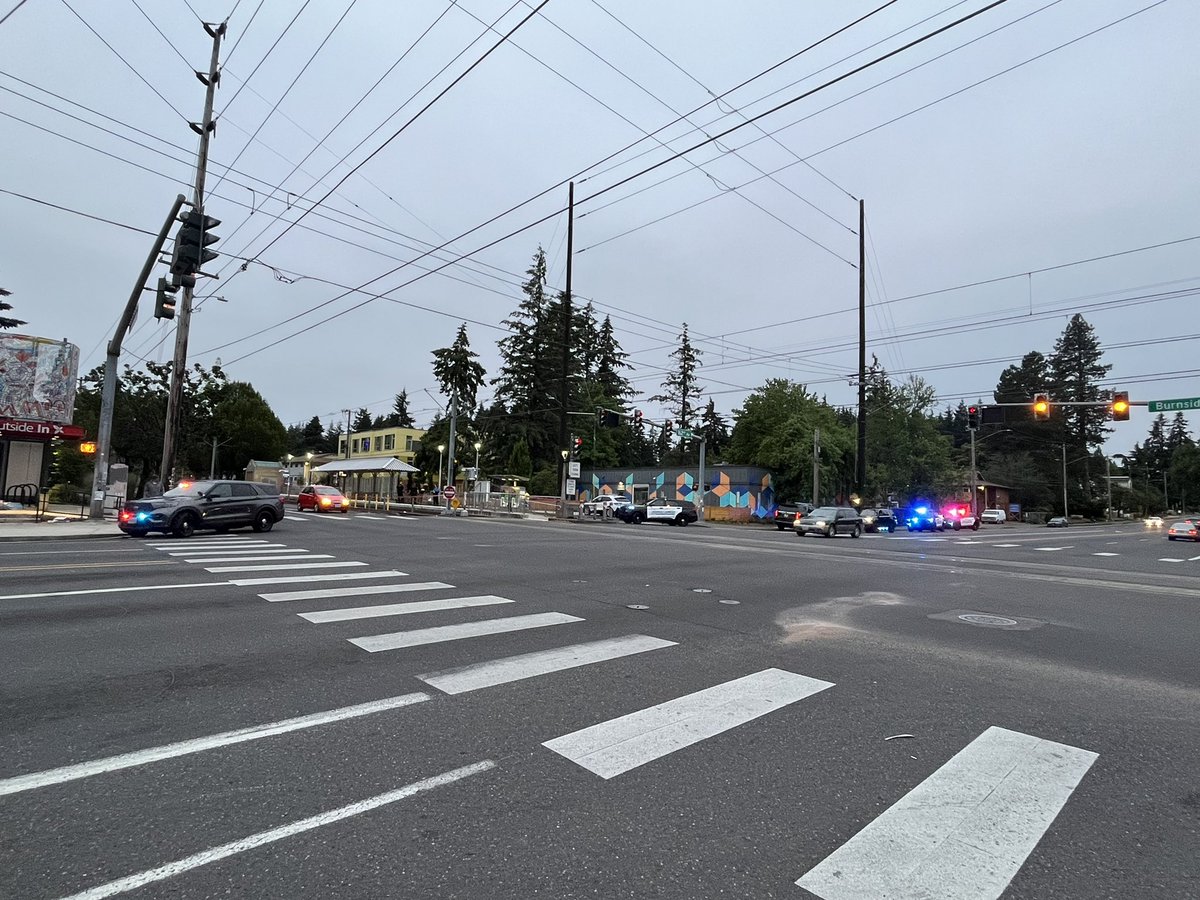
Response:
[[794, 506, 863, 538]]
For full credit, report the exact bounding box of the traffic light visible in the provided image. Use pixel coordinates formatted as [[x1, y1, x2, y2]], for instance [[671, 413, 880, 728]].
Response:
[[1033, 393, 1050, 421], [170, 209, 221, 279], [664, 419, 673, 437], [572, 435, 583, 455], [633, 409, 643, 426], [154, 276, 178, 320], [967, 405, 979, 430], [1111, 391, 1130, 421]]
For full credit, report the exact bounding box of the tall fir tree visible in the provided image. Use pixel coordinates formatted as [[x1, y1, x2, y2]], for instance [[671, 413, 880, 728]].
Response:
[[388, 389, 415, 428], [352, 408, 374, 432], [0, 286, 24, 330], [698, 398, 730, 460], [1048, 314, 1112, 453], [650, 323, 705, 436], [1166, 412, 1192, 451], [432, 323, 486, 411], [302, 415, 327, 451], [594, 315, 633, 405]]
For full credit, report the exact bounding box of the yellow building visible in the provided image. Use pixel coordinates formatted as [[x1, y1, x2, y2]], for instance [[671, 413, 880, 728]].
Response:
[[337, 426, 425, 467]]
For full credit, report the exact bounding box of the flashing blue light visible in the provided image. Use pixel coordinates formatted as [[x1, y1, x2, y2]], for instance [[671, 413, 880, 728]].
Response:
[[915, 505, 928, 514], [137, 512, 149, 522]]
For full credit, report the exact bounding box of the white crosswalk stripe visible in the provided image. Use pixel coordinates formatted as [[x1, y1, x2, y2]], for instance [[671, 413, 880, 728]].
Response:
[[205, 561, 367, 573], [419, 634, 677, 695], [795, 726, 1097, 900], [166, 547, 291, 555], [299, 595, 513, 623], [349, 612, 582, 653], [183, 554, 331, 564], [543, 668, 833, 779], [258, 582, 453, 603], [228, 570, 408, 587]]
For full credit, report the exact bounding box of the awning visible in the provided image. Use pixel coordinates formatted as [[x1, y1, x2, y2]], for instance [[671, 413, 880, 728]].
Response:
[[312, 457, 420, 474]]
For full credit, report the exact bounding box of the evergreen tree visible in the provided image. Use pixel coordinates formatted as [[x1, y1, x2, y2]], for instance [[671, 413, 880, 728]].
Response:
[[352, 408, 373, 432], [285, 423, 306, 454], [326, 422, 345, 455], [505, 439, 533, 479], [594, 315, 633, 405], [1166, 412, 1192, 451], [388, 390, 415, 428], [432, 323, 486, 411], [1145, 414, 1169, 473], [1048, 314, 1111, 477], [0, 286, 24, 330], [302, 415, 326, 451], [698, 398, 730, 460], [650, 323, 705, 438]]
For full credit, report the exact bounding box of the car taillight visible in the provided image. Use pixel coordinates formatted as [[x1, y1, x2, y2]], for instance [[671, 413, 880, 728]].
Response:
[[119, 510, 133, 521]]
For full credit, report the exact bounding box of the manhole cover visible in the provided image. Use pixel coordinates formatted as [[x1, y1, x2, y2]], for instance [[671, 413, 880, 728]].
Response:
[[958, 613, 1018, 627], [626, 604, 649, 610], [692, 588, 712, 594], [718, 599, 740, 605]]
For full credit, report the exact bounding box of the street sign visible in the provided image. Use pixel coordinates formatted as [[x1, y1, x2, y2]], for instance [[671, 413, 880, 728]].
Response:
[[568, 461, 580, 479], [565, 479, 576, 496], [443, 485, 456, 500], [678, 428, 694, 439], [1148, 397, 1200, 413]]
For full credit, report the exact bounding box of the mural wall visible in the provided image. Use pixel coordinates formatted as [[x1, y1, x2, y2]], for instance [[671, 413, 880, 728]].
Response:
[[581, 465, 778, 523], [0, 334, 79, 424]]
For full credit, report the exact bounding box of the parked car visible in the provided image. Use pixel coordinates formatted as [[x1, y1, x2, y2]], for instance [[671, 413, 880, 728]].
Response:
[[1047, 516, 1070, 528], [1167, 517, 1199, 541], [617, 497, 698, 526], [980, 508, 1007, 524], [794, 506, 863, 538], [297, 484, 350, 513], [773, 501, 813, 531], [1144, 516, 1163, 528], [860, 507, 898, 533], [118, 479, 284, 538], [580, 493, 631, 518]]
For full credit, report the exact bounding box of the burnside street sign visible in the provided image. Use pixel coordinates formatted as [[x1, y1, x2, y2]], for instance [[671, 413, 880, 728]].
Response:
[[1148, 397, 1200, 413]]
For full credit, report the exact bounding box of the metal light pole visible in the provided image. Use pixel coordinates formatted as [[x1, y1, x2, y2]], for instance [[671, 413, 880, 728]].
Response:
[[437, 444, 445, 501], [560, 449, 570, 519], [1106, 454, 1113, 523], [1061, 443, 1069, 519]]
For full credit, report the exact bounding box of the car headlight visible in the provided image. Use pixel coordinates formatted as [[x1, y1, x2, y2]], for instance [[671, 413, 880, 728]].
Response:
[[813, 520, 826, 527], [863, 516, 874, 524]]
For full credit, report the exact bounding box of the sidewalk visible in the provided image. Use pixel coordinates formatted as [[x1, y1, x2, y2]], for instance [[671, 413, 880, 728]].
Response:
[[0, 504, 120, 541]]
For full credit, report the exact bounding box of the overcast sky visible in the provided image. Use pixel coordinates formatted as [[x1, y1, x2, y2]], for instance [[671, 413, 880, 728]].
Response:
[[3, 0, 1197, 454]]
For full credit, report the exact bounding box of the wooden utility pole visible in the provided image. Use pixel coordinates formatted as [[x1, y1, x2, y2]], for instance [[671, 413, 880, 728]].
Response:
[[558, 182, 574, 517], [856, 198, 867, 498], [161, 21, 224, 486]]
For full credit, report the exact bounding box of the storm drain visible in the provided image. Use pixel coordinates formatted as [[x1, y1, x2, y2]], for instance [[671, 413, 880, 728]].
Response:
[[929, 609, 1045, 631]]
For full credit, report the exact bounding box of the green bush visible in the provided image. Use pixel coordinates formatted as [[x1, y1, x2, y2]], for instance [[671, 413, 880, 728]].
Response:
[[47, 483, 85, 504]]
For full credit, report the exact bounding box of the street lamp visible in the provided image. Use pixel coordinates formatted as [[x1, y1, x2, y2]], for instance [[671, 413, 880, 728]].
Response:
[[473, 441, 482, 475], [437, 444, 445, 500], [560, 448, 569, 519], [304, 451, 313, 486]]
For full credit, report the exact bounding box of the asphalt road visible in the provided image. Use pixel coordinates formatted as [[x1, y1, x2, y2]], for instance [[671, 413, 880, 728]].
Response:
[[1, 511, 1197, 899]]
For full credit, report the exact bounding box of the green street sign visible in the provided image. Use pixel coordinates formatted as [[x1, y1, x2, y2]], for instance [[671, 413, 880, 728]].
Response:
[[1148, 397, 1200, 413], [677, 428, 694, 439]]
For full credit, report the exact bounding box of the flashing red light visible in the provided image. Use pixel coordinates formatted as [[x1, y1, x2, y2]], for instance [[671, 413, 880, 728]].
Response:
[[119, 510, 133, 522]]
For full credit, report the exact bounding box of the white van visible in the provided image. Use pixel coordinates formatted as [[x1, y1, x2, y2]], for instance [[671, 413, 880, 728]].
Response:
[[980, 509, 1007, 524]]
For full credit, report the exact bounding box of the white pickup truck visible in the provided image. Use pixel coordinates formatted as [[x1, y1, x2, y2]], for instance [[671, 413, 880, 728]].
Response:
[[580, 493, 631, 518]]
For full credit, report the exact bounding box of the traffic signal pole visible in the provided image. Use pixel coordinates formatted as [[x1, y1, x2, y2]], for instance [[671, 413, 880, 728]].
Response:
[[855, 199, 867, 498], [160, 21, 224, 487], [558, 181, 574, 520], [88, 195, 187, 519]]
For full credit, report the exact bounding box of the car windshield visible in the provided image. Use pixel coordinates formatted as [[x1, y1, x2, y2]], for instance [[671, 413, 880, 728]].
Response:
[[314, 486, 343, 496], [163, 480, 216, 497], [809, 507, 837, 518]]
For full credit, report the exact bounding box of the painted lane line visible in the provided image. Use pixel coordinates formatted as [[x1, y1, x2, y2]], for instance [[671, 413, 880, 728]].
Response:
[[166, 546, 291, 555], [795, 725, 1097, 900], [0, 693, 429, 798], [299, 595, 512, 623], [356, 514, 383, 519], [1092, 552, 1119, 557], [543, 668, 833, 780], [420, 634, 678, 695], [205, 561, 366, 573], [229, 570, 408, 586], [54, 760, 494, 900], [259, 581, 454, 603], [1, 583, 218, 602], [350, 612, 583, 653], [1191, 555, 1200, 562], [144, 539, 257, 547], [993, 543, 1021, 548], [1159, 558, 1186, 563], [183, 554, 331, 564], [1033, 547, 1071, 552]]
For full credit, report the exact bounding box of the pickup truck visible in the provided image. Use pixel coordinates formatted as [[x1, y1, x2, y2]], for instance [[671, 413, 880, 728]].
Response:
[[580, 493, 631, 518]]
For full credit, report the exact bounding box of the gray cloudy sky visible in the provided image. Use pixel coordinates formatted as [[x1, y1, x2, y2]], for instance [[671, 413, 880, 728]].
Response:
[[3, 0, 1197, 453]]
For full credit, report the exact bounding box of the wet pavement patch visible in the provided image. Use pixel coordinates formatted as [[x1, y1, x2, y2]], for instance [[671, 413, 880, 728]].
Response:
[[929, 609, 1045, 631]]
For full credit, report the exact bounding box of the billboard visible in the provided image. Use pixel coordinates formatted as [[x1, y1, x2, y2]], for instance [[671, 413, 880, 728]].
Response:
[[0, 333, 80, 424]]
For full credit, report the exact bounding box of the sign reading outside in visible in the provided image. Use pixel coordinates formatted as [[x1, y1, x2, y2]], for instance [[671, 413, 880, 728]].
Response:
[[1148, 397, 1200, 413]]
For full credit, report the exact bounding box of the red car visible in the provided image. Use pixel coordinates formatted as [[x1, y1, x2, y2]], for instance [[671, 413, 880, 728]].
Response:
[[297, 485, 350, 513]]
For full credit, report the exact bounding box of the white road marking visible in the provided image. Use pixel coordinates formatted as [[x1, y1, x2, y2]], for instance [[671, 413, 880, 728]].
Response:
[[953, 540, 980, 545], [1159, 558, 1186, 563], [54, 760, 493, 900], [356, 514, 383, 519], [183, 554, 331, 564], [0, 583, 218, 602], [1033, 547, 1071, 551], [146, 541, 267, 549], [350, 612, 582, 652], [795, 725, 1097, 900], [300, 595, 512, 623], [993, 543, 1021, 548], [229, 570, 408, 586], [1191, 555, 1200, 562], [1092, 552, 1119, 557], [420, 634, 678, 695], [205, 561, 366, 573], [0, 693, 429, 798], [259, 581, 453, 603], [543, 668, 833, 780], [166, 546, 291, 555]]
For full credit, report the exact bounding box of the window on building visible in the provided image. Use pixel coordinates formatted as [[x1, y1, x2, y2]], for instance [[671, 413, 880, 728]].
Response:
[[384, 434, 395, 451], [360, 437, 370, 452], [405, 435, 413, 451], [375, 436, 384, 451]]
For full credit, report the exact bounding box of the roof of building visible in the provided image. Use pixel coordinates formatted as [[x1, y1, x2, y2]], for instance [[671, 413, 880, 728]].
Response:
[[312, 456, 420, 474], [246, 460, 282, 469]]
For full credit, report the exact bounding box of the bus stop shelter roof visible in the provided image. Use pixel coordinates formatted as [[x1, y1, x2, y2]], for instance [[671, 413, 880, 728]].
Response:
[[312, 457, 419, 474]]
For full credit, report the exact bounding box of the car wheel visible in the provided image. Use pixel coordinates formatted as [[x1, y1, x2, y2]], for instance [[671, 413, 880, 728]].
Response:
[[252, 509, 275, 533], [634, 513, 644, 524], [172, 512, 197, 538], [972, 521, 980, 531], [1167, 535, 1175, 541], [952, 521, 961, 531], [776, 524, 786, 531], [676, 515, 689, 527], [825, 525, 835, 538], [851, 524, 861, 538]]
